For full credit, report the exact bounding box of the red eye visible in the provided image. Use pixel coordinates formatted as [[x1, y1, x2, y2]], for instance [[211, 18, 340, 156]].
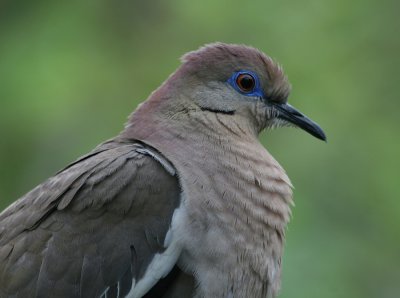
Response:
[[236, 73, 255, 93]]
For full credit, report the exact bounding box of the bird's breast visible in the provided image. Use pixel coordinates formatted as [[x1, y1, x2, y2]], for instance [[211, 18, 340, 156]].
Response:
[[127, 115, 293, 296], [172, 138, 293, 297]]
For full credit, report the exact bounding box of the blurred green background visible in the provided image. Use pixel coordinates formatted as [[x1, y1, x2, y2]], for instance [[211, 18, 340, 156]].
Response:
[[0, 0, 398, 297]]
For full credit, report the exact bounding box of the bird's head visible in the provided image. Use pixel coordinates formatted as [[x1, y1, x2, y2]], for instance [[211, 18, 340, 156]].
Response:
[[127, 43, 326, 142], [168, 43, 326, 141]]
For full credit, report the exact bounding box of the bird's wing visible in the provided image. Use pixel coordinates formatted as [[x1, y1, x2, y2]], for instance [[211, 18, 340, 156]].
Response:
[[0, 140, 183, 298]]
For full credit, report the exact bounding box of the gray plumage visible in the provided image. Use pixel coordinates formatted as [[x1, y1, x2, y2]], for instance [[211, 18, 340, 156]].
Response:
[[0, 43, 325, 298], [0, 141, 183, 297]]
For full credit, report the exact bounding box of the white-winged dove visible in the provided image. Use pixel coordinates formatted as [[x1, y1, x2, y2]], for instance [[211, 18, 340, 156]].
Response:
[[0, 43, 326, 298]]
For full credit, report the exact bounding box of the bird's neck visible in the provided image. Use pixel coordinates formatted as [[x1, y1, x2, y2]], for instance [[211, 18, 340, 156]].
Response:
[[122, 104, 293, 230], [123, 102, 293, 230]]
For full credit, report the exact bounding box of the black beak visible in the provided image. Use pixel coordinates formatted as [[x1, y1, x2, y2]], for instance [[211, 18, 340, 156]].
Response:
[[273, 103, 327, 141]]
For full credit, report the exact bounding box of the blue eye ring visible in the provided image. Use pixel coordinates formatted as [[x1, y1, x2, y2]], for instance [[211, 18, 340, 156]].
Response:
[[227, 70, 264, 98]]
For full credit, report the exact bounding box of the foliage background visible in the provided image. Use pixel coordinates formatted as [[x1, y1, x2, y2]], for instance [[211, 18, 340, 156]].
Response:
[[0, 1, 398, 297]]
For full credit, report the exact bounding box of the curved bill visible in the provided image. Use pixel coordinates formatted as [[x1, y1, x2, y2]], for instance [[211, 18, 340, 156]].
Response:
[[273, 103, 327, 141]]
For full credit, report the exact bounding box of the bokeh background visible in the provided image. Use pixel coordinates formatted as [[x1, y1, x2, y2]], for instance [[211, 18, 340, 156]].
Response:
[[0, 0, 398, 297]]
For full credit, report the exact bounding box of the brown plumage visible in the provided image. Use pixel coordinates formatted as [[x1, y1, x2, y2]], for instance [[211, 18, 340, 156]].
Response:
[[0, 43, 325, 298]]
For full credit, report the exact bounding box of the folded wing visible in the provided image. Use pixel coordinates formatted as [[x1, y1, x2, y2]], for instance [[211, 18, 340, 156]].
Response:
[[0, 140, 182, 298]]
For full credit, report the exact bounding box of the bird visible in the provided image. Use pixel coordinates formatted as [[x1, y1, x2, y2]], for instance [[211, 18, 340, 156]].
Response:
[[0, 43, 326, 298]]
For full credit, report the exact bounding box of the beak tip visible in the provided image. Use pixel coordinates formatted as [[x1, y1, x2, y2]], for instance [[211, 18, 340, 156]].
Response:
[[313, 128, 327, 142], [319, 132, 327, 142]]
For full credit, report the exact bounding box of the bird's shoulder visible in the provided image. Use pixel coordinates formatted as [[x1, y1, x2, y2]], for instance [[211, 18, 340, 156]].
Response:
[[0, 139, 179, 240], [0, 138, 182, 297]]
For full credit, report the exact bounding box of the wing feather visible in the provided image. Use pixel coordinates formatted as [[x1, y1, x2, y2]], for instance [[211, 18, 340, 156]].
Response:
[[0, 140, 181, 297]]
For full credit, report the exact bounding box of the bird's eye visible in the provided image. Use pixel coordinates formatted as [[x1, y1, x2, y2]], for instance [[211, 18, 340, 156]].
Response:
[[236, 73, 255, 93]]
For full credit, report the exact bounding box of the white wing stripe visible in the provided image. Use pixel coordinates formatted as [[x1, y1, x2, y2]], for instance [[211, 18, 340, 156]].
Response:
[[125, 202, 185, 298]]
